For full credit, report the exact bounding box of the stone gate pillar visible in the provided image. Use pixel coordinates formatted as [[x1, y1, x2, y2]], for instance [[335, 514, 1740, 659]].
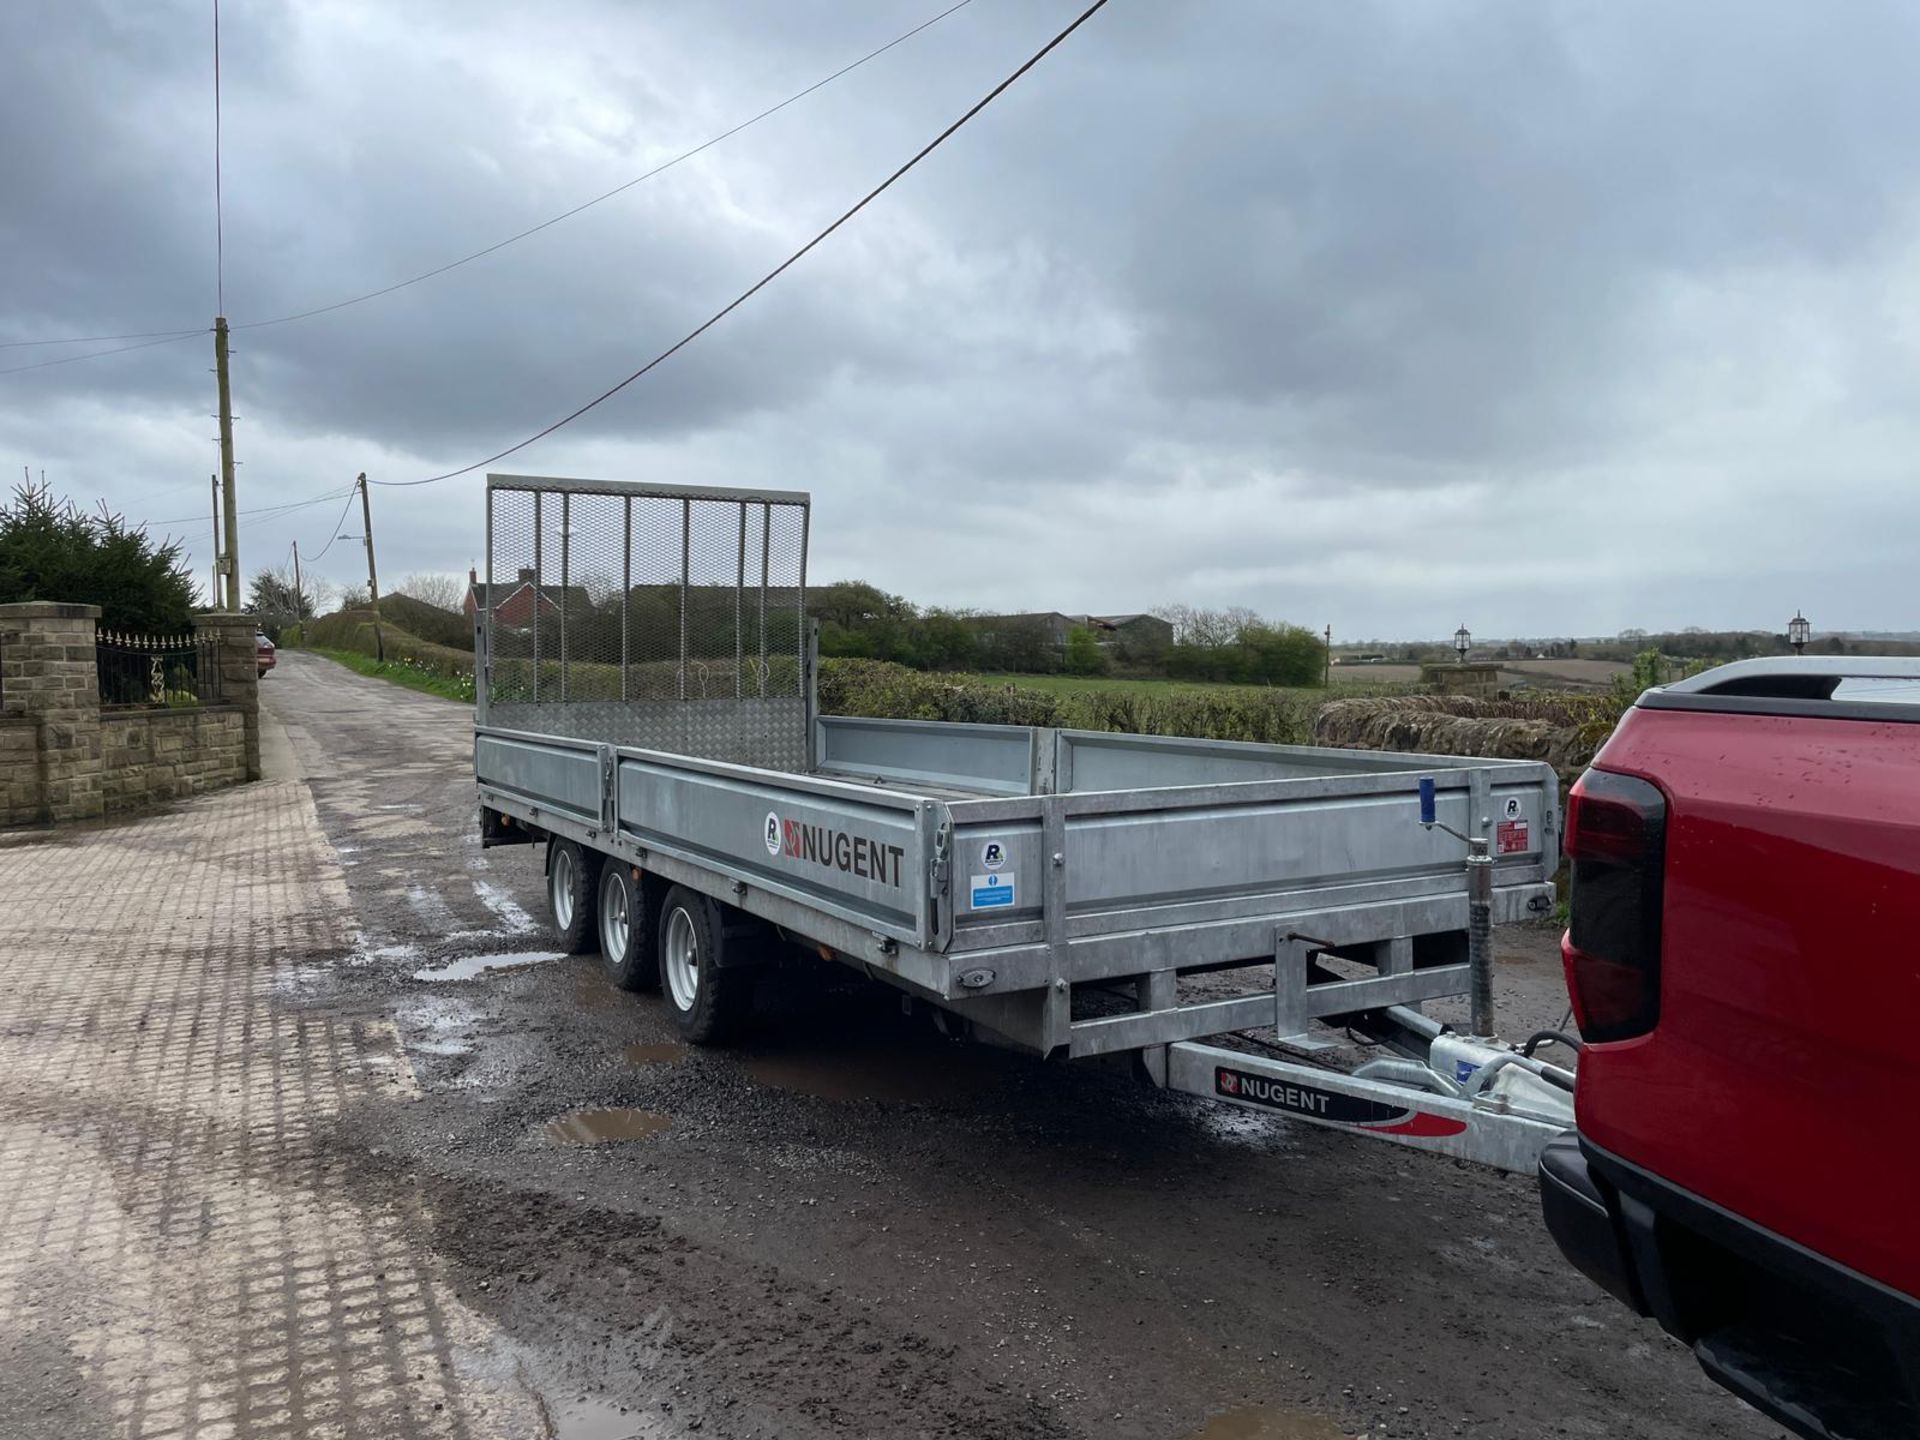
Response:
[[0, 602, 104, 823], [195, 611, 262, 782]]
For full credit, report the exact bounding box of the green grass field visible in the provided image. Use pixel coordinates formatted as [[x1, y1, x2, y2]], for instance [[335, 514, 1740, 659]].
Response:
[[964, 672, 1405, 699], [311, 648, 475, 703]]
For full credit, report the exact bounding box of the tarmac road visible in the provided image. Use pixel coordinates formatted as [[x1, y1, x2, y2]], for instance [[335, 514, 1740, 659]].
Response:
[[260, 650, 1781, 1440]]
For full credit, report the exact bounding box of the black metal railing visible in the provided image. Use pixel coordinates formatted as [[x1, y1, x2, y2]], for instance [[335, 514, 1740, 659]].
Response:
[[95, 630, 221, 708]]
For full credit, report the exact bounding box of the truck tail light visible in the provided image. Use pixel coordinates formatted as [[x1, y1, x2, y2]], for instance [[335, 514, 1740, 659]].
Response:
[[1562, 768, 1667, 1043]]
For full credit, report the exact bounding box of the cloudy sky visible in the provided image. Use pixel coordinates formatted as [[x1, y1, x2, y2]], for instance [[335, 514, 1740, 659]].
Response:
[[3, 0, 1916, 640]]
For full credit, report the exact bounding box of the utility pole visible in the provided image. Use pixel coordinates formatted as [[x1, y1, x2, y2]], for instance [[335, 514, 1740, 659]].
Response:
[[358, 472, 384, 661], [1324, 623, 1332, 688], [291, 539, 304, 628], [210, 473, 222, 605], [214, 317, 239, 610]]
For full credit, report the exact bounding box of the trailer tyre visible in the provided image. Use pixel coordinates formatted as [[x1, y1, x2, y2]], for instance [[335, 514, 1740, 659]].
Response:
[[658, 886, 754, 1045], [546, 840, 600, 955], [598, 864, 659, 992]]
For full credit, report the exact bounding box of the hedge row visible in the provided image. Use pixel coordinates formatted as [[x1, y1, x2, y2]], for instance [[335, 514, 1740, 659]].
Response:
[[304, 611, 477, 686], [817, 659, 1322, 745], [303, 612, 801, 704], [298, 628, 1610, 774], [821, 661, 1617, 772]]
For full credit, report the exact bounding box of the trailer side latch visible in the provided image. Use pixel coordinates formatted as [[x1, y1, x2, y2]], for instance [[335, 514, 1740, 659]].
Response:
[[928, 822, 950, 894]]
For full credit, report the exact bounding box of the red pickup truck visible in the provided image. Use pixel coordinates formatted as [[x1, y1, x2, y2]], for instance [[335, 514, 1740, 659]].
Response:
[[1540, 657, 1920, 1438]]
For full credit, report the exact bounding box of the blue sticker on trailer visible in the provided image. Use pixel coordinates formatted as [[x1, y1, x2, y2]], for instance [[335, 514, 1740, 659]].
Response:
[[970, 873, 1015, 909]]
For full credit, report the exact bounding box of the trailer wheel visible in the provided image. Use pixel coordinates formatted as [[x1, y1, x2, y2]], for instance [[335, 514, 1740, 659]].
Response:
[[597, 864, 659, 992], [658, 886, 755, 1044], [546, 839, 600, 954]]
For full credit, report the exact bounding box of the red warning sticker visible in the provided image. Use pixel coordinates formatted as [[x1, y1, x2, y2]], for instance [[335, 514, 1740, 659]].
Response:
[[1496, 819, 1530, 854]]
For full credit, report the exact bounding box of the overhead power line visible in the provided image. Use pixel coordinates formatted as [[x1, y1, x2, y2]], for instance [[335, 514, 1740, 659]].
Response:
[[0, 330, 206, 376], [144, 487, 353, 531], [304, 485, 365, 563], [122, 0, 1099, 538], [0, 327, 207, 350], [378, 0, 1113, 489], [236, 0, 978, 334], [3, 0, 976, 360]]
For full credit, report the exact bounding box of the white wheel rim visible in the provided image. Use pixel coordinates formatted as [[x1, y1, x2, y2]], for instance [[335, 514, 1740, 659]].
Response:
[[551, 848, 574, 930], [665, 907, 699, 1013], [601, 873, 630, 961]]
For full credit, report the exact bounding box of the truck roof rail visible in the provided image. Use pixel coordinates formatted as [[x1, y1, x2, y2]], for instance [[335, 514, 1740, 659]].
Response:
[[1642, 655, 1920, 721]]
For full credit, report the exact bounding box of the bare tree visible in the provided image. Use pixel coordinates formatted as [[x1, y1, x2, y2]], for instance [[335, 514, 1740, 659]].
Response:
[[396, 571, 467, 612], [1152, 603, 1202, 645], [247, 565, 314, 631], [1185, 608, 1240, 648], [1221, 606, 1260, 643], [1151, 604, 1242, 647], [303, 576, 346, 613]]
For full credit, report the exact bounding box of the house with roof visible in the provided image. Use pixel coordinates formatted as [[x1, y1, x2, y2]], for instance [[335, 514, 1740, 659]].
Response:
[[465, 567, 590, 629]]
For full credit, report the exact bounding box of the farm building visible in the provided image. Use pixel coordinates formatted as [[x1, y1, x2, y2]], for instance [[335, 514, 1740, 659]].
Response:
[[972, 611, 1173, 651]]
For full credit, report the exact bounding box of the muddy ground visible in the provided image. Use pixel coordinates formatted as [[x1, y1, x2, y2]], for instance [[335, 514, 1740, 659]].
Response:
[[261, 651, 1778, 1440]]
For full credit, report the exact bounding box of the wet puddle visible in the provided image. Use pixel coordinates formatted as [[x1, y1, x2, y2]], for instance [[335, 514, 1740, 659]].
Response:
[[393, 995, 482, 1059], [408, 1037, 474, 1058], [547, 1394, 659, 1439], [412, 950, 564, 983], [359, 941, 421, 966], [623, 1041, 688, 1067], [740, 1035, 1010, 1105], [545, 1108, 671, 1145], [1187, 1406, 1350, 1440]]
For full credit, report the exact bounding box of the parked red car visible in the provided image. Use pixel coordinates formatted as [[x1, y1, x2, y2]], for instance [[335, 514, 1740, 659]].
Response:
[[255, 631, 276, 676], [1540, 657, 1920, 1439]]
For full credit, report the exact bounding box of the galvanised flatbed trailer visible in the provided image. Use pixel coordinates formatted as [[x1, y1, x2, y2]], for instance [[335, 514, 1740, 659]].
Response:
[[472, 475, 1576, 1171]]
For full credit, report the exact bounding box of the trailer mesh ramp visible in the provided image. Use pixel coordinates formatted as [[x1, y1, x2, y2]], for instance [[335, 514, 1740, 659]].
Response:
[[481, 475, 810, 769]]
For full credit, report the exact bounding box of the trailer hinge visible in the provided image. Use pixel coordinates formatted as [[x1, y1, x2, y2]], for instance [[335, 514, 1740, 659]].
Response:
[[870, 932, 897, 958]]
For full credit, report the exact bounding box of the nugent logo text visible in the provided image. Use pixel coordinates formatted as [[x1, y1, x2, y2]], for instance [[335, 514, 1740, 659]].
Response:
[[763, 812, 907, 889], [1216, 1069, 1331, 1115], [1214, 1066, 1425, 1127]]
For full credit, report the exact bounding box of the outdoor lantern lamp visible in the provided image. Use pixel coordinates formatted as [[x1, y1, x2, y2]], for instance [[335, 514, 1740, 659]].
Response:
[[1453, 624, 1471, 662], [1788, 611, 1810, 655]]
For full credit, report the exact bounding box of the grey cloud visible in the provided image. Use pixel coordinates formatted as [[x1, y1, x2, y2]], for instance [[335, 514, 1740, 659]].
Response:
[[2, 0, 1917, 638]]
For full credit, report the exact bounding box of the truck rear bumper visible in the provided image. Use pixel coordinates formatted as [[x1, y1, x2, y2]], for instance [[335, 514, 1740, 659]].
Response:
[[1537, 1133, 1640, 1308], [1539, 1133, 1920, 1440]]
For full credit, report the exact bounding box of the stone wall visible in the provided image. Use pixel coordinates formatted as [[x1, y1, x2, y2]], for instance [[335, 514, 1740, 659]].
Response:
[[1313, 694, 1599, 782], [98, 707, 249, 815], [0, 603, 260, 829], [0, 718, 40, 821], [0, 602, 104, 823]]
